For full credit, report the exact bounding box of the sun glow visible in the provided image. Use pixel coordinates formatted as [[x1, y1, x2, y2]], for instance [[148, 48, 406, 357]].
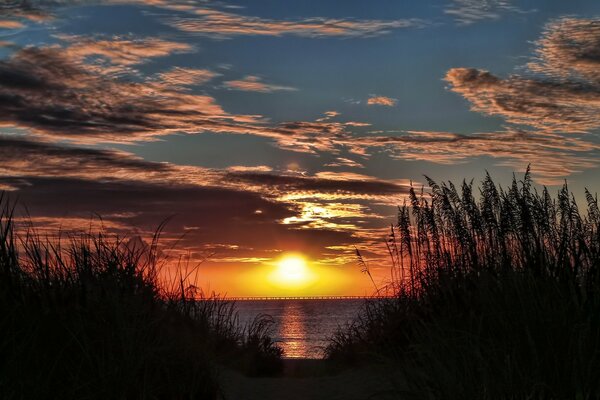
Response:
[[268, 254, 316, 290]]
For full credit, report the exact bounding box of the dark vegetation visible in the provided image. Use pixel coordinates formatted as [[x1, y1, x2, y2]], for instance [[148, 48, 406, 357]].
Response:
[[327, 169, 600, 399], [0, 196, 282, 400]]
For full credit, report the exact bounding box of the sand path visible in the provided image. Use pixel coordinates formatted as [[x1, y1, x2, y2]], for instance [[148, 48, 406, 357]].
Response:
[[219, 359, 399, 400]]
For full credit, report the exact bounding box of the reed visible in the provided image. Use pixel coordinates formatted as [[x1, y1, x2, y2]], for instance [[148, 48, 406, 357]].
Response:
[[327, 168, 600, 399], [0, 195, 282, 399]]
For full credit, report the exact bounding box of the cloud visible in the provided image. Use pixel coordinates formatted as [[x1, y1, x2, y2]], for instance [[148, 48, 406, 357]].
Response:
[[409, 17, 599, 183], [168, 8, 422, 39], [445, 0, 531, 25], [445, 67, 600, 133], [226, 165, 273, 173], [444, 18, 600, 135], [0, 135, 189, 183], [0, 20, 25, 29], [0, 135, 402, 199], [529, 18, 600, 85], [367, 96, 397, 107], [157, 67, 219, 87], [0, 45, 259, 142], [223, 75, 296, 92], [223, 170, 410, 200], [350, 130, 600, 185], [59, 35, 193, 66], [6, 176, 305, 254], [0, 1, 52, 22], [316, 111, 340, 122], [0, 136, 403, 263], [324, 157, 364, 169], [0, 42, 371, 152]]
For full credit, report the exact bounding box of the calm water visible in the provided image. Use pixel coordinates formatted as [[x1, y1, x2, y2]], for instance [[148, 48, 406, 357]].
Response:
[[236, 299, 364, 359]]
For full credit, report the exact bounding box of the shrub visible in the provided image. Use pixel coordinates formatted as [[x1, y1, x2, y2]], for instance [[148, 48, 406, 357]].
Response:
[[0, 195, 282, 399], [327, 169, 600, 399]]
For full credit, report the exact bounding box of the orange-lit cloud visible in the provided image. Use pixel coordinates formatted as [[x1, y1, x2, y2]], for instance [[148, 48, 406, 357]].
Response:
[[157, 67, 219, 87], [445, 67, 600, 134], [59, 35, 193, 66], [169, 8, 422, 39], [367, 96, 397, 107], [316, 111, 340, 122], [445, 17, 600, 134], [529, 17, 600, 84], [324, 157, 364, 169], [0, 2, 51, 22], [223, 75, 296, 92], [0, 20, 24, 29]]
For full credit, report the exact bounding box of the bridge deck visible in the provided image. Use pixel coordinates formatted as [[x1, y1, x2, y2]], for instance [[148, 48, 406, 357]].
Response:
[[219, 295, 391, 301]]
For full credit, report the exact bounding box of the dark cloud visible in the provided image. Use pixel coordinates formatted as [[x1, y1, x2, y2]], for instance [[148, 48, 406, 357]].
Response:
[[0, 135, 172, 177], [224, 171, 410, 198], [0, 135, 410, 199], [0, 136, 398, 259], [0, 46, 247, 142], [5, 175, 366, 261]]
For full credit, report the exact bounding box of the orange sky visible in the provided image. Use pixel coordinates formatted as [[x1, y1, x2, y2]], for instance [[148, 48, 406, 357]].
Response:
[[193, 258, 380, 297]]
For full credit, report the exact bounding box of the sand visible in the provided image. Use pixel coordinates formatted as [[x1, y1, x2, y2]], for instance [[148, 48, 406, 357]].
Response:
[[218, 359, 400, 400]]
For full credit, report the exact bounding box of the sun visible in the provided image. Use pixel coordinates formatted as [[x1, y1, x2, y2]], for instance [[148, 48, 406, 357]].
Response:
[[268, 254, 315, 289], [278, 255, 307, 281]]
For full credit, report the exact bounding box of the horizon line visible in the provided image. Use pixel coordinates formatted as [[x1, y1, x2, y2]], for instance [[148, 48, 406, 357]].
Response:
[[214, 295, 392, 301]]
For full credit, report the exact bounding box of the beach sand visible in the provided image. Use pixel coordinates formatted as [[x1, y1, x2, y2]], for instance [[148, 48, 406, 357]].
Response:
[[219, 359, 399, 400]]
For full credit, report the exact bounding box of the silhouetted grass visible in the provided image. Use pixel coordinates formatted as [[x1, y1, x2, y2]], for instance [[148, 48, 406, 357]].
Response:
[[0, 195, 282, 399], [327, 168, 600, 399]]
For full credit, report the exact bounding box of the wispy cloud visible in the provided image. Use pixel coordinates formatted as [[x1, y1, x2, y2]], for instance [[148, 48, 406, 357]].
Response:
[[157, 67, 220, 87], [168, 8, 423, 39], [0, 20, 25, 29], [223, 75, 296, 92], [445, 0, 532, 25], [324, 157, 365, 169], [367, 96, 397, 107], [59, 35, 193, 66]]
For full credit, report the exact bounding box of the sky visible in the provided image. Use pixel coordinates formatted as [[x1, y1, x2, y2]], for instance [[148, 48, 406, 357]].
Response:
[[1, 0, 599, 296]]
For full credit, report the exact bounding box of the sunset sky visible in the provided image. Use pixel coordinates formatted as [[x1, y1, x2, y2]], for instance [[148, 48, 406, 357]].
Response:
[[1, 0, 599, 296]]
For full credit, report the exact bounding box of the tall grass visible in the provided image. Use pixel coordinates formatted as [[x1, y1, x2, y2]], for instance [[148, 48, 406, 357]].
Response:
[[327, 168, 600, 399], [0, 195, 282, 399]]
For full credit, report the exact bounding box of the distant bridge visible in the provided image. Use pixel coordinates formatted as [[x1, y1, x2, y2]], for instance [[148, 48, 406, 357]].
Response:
[[222, 295, 392, 301]]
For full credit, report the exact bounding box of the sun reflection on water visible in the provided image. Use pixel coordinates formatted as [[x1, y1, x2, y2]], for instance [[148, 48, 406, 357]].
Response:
[[278, 301, 308, 358]]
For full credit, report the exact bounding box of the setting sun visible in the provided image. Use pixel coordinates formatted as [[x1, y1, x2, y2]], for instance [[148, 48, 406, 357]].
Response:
[[268, 254, 316, 290]]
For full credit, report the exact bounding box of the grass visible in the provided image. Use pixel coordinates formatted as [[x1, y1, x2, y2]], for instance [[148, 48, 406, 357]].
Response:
[[0, 195, 282, 400], [326, 168, 600, 399]]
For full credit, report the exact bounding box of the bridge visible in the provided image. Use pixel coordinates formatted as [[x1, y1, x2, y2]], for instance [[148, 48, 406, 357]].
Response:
[[221, 295, 392, 301]]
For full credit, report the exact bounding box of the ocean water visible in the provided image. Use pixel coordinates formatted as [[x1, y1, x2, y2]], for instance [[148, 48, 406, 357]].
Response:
[[235, 299, 365, 359]]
